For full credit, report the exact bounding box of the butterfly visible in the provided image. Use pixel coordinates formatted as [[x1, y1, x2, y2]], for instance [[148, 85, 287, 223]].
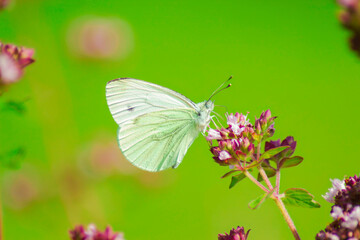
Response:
[[106, 78, 230, 172]]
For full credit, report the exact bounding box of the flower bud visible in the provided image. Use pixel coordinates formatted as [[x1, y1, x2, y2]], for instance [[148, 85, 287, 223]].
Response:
[[255, 119, 261, 134], [247, 143, 254, 154], [218, 226, 250, 240], [219, 128, 231, 138], [219, 140, 232, 150], [210, 147, 222, 157]]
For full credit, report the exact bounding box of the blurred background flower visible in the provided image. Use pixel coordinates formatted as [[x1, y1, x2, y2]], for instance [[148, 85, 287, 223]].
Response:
[[69, 224, 124, 240], [67, 16, 134, 60], [78, 134, 136, 178], [0, 42, 35, 86], [0, 0, 9, 10], [77, 134, 177, 189], [2, 166, 43, 210], [337, 0, 360, 56]]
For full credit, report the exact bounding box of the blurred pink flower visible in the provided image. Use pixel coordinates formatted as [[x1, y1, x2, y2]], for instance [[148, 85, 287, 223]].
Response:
[[0, 42, 35, 85], [0, 54, 21, 84], [79, 135, 175, 188], [67, 17, 134, 60], [0, 0, 10, 10], [78, 136, 137, 177], [336, 0, 360, 56], [2, 169, 40, 210], [69, 224, 124, 240]]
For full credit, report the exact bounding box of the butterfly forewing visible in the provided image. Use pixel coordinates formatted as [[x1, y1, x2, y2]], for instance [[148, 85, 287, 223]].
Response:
[[106, 78, 198, 125], [106, 78, 202, 172]]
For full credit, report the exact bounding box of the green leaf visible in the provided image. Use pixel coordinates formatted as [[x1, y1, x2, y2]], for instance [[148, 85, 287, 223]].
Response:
[[229, 173, 246, 189], [248, 188, 276, 209], [279, 156, 303, 169], [282, 188, 321, 208], [0, 147, 25, 170], [248, 193, 267, 209], [221, 170, 238, 178], [1, 100, 27, 115], [260, 146, 289, 161], [257, 167, 276, 181]]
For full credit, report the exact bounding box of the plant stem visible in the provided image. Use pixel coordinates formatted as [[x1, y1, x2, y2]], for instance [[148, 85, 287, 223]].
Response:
[[257, 165, 273, 189], [244, 171, 269, 193], [256, 140, 273, 190], [273, 196, 301, 240], [276, 170, 281, 195], [254, 140, 300, 240]]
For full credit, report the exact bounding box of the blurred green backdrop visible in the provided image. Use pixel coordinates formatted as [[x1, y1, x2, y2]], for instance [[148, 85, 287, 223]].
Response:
[[1, 0, 360, 239]]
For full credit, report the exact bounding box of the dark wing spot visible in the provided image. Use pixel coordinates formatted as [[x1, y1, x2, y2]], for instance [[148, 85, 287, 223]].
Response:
[[127, 105, 135, 112]]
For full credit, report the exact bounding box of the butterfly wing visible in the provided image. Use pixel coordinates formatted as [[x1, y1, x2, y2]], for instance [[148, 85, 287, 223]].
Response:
[[106, 78, 201, 172], [117, 109, 200, 171], [106, 78, 199, 125]]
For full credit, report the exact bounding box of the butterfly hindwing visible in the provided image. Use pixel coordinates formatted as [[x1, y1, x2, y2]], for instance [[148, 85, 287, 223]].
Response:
[[117, 109, 200, 171]]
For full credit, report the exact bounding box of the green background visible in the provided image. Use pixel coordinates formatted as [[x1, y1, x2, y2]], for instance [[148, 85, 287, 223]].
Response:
[[1, 0, 359, 239]]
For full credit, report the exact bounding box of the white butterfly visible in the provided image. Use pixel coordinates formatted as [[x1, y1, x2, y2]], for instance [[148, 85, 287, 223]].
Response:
[[106, 78, 227, 172]]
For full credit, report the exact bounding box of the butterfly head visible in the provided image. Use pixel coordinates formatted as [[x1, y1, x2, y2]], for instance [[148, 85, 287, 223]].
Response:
[[196, 100, 214, 133]]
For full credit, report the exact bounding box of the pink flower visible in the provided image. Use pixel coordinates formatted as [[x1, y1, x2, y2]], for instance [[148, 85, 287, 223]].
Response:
[[337, 0, 358, 9], [219, 151, 231, 160], [226, 113, 248, 135], [69, 224, 124, 240], [0, 42, 35, 85], [0, 54, 22, 84], [206, 128, 222, 141], [322, 179, 345, 203], [208, 110, 276, 167], [218, 226, 250, 240]]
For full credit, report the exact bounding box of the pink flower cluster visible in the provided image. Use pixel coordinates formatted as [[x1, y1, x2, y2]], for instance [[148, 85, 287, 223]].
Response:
[[317, 175, 360, 240], [207, 110, 275, 167], [0, 41, 35, 85], [69, 224, 124, 240], [337, 0, 360, 56], [218, 226, 250, 240]]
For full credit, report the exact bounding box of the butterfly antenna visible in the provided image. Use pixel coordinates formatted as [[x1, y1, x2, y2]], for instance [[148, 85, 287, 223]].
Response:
[[207, 76, 232, 102], [214, 104, 228, 112]]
